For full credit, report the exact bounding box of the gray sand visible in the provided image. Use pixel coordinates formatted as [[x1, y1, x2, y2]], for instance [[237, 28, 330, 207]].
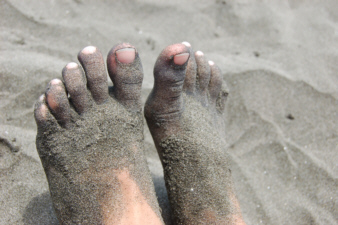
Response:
[[1, 1, 337, 224]]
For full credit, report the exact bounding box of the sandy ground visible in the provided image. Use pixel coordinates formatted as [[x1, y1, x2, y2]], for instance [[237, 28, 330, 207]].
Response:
[[1, 0, 337, 224]]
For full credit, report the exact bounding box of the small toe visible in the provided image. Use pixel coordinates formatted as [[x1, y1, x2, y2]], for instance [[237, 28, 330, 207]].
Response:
[[216, 85, 229, 113], [208, 61, 223, 106], [195, 51, 211, 103], [78, 46, 109, 104], [62, 62, 90, 114], [34, 95, 55, 130], [182, 42, 197, 94], [45, 79, 71, 128], [107, 43, 143, 111]]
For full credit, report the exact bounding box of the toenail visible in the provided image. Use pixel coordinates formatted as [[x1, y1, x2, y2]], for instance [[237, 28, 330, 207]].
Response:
[[82, 46, 96, 54], [39, 95, 45, 102], [66, 62, 78, 69], [50, 79, 62, 85], [182, 41, 191, 47], [196, 51, 204, 56], [116, 48, 136, 64], [174, 53, 189, 65], [208, 61, 215, 66]]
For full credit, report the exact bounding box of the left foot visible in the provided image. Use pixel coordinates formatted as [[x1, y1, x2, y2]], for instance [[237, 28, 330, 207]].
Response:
[[34, 44, 163, 225], [145, 42, 245, 225]]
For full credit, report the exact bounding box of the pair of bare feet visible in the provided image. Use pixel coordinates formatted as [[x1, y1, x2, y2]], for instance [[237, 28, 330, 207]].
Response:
[[34, 42, 245, 225]]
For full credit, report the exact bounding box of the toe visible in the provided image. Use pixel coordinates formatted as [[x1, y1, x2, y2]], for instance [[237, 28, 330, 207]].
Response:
[[182, 42, 197, 94], [146, 43, 190, 118], [195, 51, 211, 103], [145, 43, 190, 143], [62, 62, 90, 114], [107, 43, 143, 111], [208, 61, 223, 106], [45, 79, 71, 128], [34, 94, 56, 130], [78, 46, 109, 104], [216, 85, 229, 113]]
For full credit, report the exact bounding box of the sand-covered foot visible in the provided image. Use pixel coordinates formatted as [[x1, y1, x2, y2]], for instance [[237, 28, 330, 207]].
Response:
[[34, 44, 163, 225], [145, 43, 245, 225]]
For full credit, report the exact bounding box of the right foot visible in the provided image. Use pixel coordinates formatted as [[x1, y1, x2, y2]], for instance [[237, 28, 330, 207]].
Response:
[[145, 43, 246, 225], [34, 44, 163, 225]]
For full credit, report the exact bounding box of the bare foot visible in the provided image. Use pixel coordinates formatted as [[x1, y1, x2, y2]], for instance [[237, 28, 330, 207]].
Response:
[[145, 43, 246, 225], [34, 44, 163, 225]]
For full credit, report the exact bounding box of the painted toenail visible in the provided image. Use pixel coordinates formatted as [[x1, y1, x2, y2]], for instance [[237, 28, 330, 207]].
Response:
[[208, 61, 215, 66], [116, 48, 135, 64], [196, 51, 204, 56], [66, 62, 78, 69], [82, 46, 96, 54], [182, 41, 191, 47], [174, 53, 189, 65]]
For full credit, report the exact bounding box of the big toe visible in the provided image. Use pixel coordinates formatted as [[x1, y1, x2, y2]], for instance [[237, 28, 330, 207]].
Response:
[[145, 43, 190, 119], [107, 43, 143, 111]]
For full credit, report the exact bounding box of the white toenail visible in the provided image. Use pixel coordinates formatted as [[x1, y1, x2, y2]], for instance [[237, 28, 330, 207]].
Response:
[[182, 41, 191, 47], [50, 79, 62, 85], [208, 60, 215, 66], [39, 95, 45, 101], [196, 51, 204, 56], [116, 48, 135, 53], [82, 46, 96, 54], [66, 62, 78, 69]]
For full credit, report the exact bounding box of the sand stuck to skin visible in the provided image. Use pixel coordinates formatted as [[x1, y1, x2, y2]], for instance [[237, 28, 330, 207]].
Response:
[[0, 1, 337, 224]]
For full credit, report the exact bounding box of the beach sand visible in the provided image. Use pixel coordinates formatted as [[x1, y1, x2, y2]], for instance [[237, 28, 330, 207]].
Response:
[[0, 0, 337, 224]]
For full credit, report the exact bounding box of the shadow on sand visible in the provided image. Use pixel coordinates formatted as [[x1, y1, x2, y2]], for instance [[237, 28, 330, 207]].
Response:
[[23, 192, 59, 225]]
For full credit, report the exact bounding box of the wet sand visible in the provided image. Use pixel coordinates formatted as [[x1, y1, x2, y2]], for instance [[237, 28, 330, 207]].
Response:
[[0, 1, 337, 224]]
